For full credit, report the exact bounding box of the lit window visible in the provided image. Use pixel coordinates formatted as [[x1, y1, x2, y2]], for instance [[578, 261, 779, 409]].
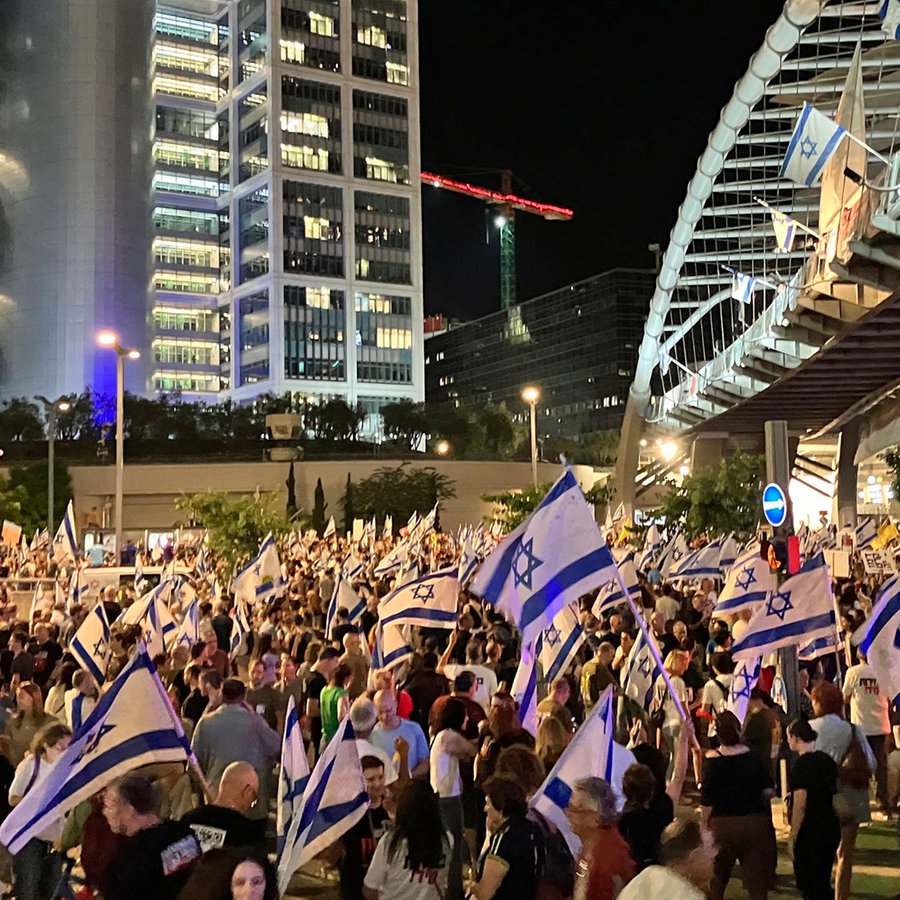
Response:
[[365, 157, 397, 183], [386, 62, 409, 86], [280, 39, 306, 65], [310, 12, 336, 36], [281, 111, 329, 138], [357, 25, 386, 48], [282, 144, 330, 171]]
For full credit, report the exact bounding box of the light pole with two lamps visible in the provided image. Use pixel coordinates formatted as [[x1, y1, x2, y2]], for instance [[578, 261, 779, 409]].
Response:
[[96, 332, 140, 563], [35, 396, 71, 535], [521, 386, 540, 489]]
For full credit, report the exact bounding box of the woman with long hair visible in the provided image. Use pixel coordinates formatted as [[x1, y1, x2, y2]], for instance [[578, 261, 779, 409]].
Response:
[[3, 682, 55, 766], [9, 722, 72, 900], [535, 716, 569, 772], [178, 847, 277, 900], [363, 780, 451, 900], [786, 718, 841, 900], [808, 681, 875, 900], [650, 651, 689, 782], [319, 663, 353, 749]]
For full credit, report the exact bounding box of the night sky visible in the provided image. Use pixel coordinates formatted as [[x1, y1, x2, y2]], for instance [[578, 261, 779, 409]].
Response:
[[418, 0, 785, 320]]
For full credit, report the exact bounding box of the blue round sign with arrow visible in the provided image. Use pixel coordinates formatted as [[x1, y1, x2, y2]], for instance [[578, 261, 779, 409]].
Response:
[[762, 482, 787, 528]]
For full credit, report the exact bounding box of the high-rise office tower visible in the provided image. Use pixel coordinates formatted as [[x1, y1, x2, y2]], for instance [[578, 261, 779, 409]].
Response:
[[0, 0, 424, 436], [151, 0, 424, 434], [0, 0, 154, 399]]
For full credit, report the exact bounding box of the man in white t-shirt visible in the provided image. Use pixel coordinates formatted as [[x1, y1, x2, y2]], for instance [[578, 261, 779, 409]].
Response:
[[440, 637, 497, 712], [843, 651, 891, 811], [700, 652, 733, 747]]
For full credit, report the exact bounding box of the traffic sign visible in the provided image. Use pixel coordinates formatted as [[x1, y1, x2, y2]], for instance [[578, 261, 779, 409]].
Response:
[[762, 483, 787, 528]]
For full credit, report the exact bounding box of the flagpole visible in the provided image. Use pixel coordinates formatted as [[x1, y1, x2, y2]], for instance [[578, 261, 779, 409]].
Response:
[[842, 130, 892, 167], [753, 198, 823, 240]]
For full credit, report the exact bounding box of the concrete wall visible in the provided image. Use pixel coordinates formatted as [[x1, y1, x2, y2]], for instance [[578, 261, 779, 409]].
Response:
[[63, 459, 599, 536]]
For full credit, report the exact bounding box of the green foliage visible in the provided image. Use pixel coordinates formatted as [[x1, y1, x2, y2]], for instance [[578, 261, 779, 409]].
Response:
[[381, 400, 428, 451], [482, 482, 556, 531], [175, 491, 292, 573], [304, 399, 365, 441], [351, 463, 455, 525], [649, 450, 765, 541], [285, 461, 298, 520], [0, 398, 45, 443], [342, 473, 355, 535], [884, 447, 900, 503], [312, 478, 327, 535], [0, 462, 73, 534]]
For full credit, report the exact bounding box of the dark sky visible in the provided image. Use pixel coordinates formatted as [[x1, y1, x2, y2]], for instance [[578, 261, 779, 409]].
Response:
[[418, 0, 785, 320]]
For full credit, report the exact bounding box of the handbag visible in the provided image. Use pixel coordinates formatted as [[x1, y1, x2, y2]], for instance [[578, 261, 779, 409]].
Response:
[[838, 725, 870, 790], [648, 688, 669, 732]]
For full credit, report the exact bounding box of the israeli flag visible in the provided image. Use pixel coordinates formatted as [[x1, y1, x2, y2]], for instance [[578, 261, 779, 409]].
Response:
[[70, 602, 111, 685], [378, 567, 459, 629], [798, 632, 843, 662], [622, 630, 662, 711], [277, 717, 369, 895], [28, 583, 44, 627], [142, 594, 176, 659], [530, 687, 634, 855], [458, 536, 479, 587], [731, 553, 835, 661], [726, 655, 761, 724], [277, 695, 311, 852], [540, 602, 585, 684], [879, 0, 900, 40], [718, 534, 740, 573], [780, 103, 847, 187], [342, 553, 365, 582], [52, 500, 79, 563], [232, 532, 285, 607], [229, 599, 251, 660], [371, 622, 412, 671], [66, 567, 87, 614], [382, 515, 393, 540], [771, 210, 797, 253], [471, 470, 620, 644], [323, 516, 336, 539], [134, 556, 148, 595], [671, 538, 723, 579], [856, 517, 878, 550], [593, 556, 641, 618], [194, 545, 207, 579], [715, 546, 773, 615], [326, 575, 366, 638], [0, 643, 193, 854], [511, 639, 539, 736], [174, 598, 201, 650], [638, 525, 662, 570], [725, 267, 757, 304], [659, 532, 689, 577], [852, 574, 900, 703]]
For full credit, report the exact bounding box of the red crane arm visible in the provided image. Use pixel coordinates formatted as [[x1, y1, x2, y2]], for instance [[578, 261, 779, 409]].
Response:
[[421, 171, 573, 221]]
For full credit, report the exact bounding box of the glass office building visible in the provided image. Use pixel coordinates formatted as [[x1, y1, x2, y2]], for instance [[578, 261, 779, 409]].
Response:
[[425, 270, 655, 440]]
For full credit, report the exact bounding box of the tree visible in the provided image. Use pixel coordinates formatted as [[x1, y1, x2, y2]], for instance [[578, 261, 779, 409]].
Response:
[[425, 402, 474, 456], [650, 449, 765, 541], [312, 478, 327, 534], [0, 461, 73, 534], [312, 399, 365, 442], [482, 482, 556, 531], [382, 400, 427, 450], [352, 463, 455, 525], [342, 472, 355, 535], [285, 461, 297, 520], [175, 491, 292, 573], [0, 398, 44, 443], [476, 405, 518, 458]]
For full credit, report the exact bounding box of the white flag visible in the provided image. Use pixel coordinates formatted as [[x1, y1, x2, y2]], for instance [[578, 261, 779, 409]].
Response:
[[277, 695, 310, 850], [780, 103, 847, 187]]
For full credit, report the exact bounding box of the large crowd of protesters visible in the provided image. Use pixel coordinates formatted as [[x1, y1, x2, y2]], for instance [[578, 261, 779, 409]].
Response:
[[0, 516, 895, 900]]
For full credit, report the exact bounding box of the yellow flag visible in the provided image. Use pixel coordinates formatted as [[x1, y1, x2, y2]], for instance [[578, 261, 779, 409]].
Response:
[[873, 519, 899, 550]]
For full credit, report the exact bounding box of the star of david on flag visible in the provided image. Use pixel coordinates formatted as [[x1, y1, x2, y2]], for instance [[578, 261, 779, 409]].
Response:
[[727, 655, 761, 724], [52, 500, 79, 563], [715, 547, 773, 616], [69, 601, 111, 686], [377, 567, 459, 629], [622, 630, 662, 711], [780, 103, 847, 187], [731, 553, 835, 661], [0, 643, 193, 854], [540, 602, 585, 686], [470, 470, 620, 644], [231, 532, 285, 607]]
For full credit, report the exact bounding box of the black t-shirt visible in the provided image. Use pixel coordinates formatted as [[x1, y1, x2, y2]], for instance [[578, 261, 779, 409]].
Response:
[[481, 815, 545, 900], [181, 804, 267, 851], [181, 689, 208, 726], [790, 750, 839, 829], [304, 671, 327, 748], [618, 805, 664, 869], [701, 750, 773, 817], [339, 805, 390, 900], [101, 819, 201, 900], [10, 651, 34, 683]]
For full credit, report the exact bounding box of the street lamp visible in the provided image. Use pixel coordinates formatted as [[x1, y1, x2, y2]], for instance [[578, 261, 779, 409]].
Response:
[[96, 331, 140, 562], [435, 440, 450, 457], [35, 396, 71, 535], [521, 386, 540, 489]]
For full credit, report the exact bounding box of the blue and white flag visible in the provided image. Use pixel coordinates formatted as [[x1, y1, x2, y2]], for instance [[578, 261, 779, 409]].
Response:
[[232, 532, 285, 607], [856, 517, 877, 550], [458, 536, 479, 587], [370, 622, 412, 671], [277, 717, 368, 894], [780, 103, 847, 187], [66, 567, 87, 614], [798, 632, 843, 662], [194, 545, 207, 579], [718, 534, 740, 573], [323, 516, 336, 539], [771, 210, 797, 253], [342, 553, 365, 582], [852, 573, 900, 703], [326, 575, 366, 637], [593, 557, 640, 618], [638, 525, 662, 571], [671, 538, 723, 579], [726, 655, 761, 724], [731, 553, 835, 661], [511, 640, 539, 736], [622, 630, 662, 711], [70, 602, 111, 685], [879, 0, 900, 40], [0, 643, 192, 854], [540, 602, 585, 684], [134, 556, 148, 596], [471, 470, 620, 644], [530, 687, 634, 855], [378, 567, 458, 629], [277, 695, 311, 852], [229, 599, 251, 660], [382, 515, 393, 540], [724, 267, 758, 304], [174, 598, 201, 650], [715, 547, 773, 615], [659, 532, 689, 577], [52, 500, 79, 563]]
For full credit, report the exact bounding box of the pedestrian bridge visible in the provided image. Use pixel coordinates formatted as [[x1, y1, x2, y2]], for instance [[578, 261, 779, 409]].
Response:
[[617, 0, 900, 521]]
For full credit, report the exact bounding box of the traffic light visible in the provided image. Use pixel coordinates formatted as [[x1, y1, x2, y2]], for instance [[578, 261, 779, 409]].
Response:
[[767, 535, 801, 574]]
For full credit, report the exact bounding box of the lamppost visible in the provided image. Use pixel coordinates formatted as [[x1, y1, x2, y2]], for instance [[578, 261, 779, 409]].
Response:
[[435, 440, 450, 457], [96, 331, 140, 562], [521, 386, 540, 489], [35, 396, 71, 535]]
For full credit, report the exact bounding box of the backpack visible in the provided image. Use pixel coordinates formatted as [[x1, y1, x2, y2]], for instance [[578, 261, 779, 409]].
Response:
[[529, 808, 574, 900], [838, 724, 871, 790]]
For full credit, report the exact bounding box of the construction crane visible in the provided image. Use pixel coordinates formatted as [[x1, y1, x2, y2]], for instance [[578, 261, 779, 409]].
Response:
[[421, 169, 573, 310]]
